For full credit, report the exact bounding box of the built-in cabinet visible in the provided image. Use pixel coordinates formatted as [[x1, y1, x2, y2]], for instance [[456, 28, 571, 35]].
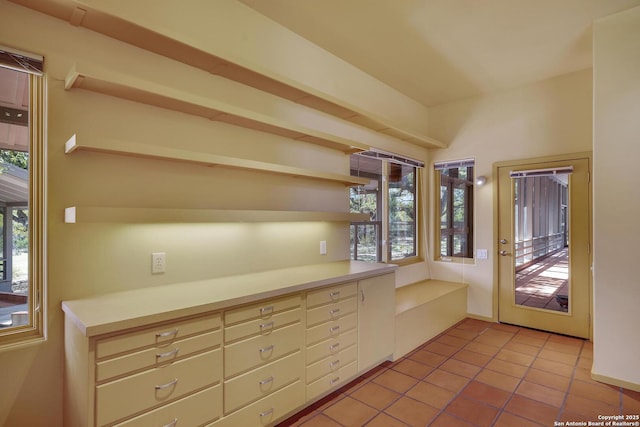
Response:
[[62, 263, 395, 427]]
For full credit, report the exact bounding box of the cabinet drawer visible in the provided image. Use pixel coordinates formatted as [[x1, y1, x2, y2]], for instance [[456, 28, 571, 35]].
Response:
[[306, 313, 357, 346], [306, 282, 357, 308], [306, 361, 358, 402], [113, 384, 222, 427], [224, 294, 301, 326], [224, 351, 303, 414], [306, 344, 357, 384], [224, 322, 303, 378], [306, 328, 357, 365], [210, 380, 304, 427], [306, 297, 356, 327], [96, 313, 221, 359], [225, 308, 301, 343], [96, 349, 222, 426], [97, 329, 221, 383]]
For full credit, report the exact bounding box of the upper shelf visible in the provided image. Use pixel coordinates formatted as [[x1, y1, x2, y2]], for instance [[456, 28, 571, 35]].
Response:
[[65, 134, 369, 187], [64, 63, 374, 154], [64, 206, 370, 224]]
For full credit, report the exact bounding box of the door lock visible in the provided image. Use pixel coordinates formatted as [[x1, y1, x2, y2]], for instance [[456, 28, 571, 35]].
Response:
[[499, 250, 510, 256], [499, 239, 508, 244]]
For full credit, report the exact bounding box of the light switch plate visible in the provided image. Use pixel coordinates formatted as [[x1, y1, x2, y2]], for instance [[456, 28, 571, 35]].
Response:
[[477, 249, 488, 259]]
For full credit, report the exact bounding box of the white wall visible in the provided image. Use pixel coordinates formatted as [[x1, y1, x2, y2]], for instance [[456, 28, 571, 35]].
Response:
[[592, 6, 640, 390], [428, 69, 593, 318]]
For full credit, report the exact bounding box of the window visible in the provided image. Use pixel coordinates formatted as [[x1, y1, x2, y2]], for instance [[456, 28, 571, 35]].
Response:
[[350, 151, 422, 263], [0, 46, 46, 347], [435, 160, 474, 259]]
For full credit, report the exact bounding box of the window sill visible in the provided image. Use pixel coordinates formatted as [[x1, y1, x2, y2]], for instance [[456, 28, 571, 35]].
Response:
[[389, 255, 423, 267], [436, 256, 476, 265]]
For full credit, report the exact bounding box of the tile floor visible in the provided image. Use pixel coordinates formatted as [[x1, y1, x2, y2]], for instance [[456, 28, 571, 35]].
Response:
[[278, 318, 640, 427]]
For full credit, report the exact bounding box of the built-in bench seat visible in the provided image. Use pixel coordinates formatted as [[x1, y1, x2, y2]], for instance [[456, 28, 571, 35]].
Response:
[[394, 279, 468, 359]]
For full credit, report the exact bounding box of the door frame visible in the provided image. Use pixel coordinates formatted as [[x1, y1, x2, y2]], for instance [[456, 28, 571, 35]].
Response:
[[492, 152, 593, 339]]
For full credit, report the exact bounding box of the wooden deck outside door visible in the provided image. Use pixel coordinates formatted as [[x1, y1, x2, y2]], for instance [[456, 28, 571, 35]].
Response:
[[497, 156, 591, 338]]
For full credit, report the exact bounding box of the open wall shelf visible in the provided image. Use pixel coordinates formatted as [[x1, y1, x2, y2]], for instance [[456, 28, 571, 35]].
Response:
[[64, 206, 369, 224], [64, 63, 370, 154], [65, 134, 369, 187]]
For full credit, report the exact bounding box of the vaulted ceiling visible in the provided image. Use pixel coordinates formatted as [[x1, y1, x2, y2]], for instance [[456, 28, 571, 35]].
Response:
[[240, 0, 640, 107]]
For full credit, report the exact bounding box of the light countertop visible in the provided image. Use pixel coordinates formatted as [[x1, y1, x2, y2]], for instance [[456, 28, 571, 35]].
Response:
[[62, 260, 396, 337]]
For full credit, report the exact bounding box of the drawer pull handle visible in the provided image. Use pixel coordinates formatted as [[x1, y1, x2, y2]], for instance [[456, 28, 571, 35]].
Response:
[[329, 359, 340, 368], [259, 376, 274, 386], [329, 291, 340, 299], [329, 342, 340, 351], [329, 325, 340, 333], [155, 378, 178, 390], [330, 308, 340, 316], [156, 348, 179, 359], [259, 345, 274, 354], [156, 329, 178, 338], [259, 408, 274, 418], [260, 306, 274, 315], [330, 376, 340, 385], [259, 321, 274, 331], [162, 418, 178, 427]]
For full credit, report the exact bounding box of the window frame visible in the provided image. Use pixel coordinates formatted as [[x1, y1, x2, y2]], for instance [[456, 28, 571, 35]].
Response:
[[434, 160, 475, 261], [0, 50, 47, 349]]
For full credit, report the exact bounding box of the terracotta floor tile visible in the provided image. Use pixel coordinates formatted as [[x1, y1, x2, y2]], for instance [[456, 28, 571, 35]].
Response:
[[407, 349, 447, 367], [372, 369, 419, 394], [448, 327, 480, 341], [495, 348, 536, 367], [504, 394, 561, 425], [569, 380, 621, 407], [475, 368, 521, 392], [436, 334, 470, 349], [516, 328, 551, 340], [474, 331, 513, 347], [543, 340, 582, 356], [494, 411, 545, 427], [623, 389, 640, 413], [439, 358, 482, 378], [350, 381, 401, 410], [524, 368, 571, 392], [538, 348, 579, 366], [430, 412, 475, 427], [391, 358, 435, 379], [384, 396, 439, 426], [581, 345, 594, 359], [486, 358, 529, 378], [564, 393, 620, 419], [323, 396, 378, 426], [424, 368, 470, 393], [547, 333, 584, 347], [445, 395, 500, 426], [531, 357, 575, 377], [490, 323, 521, 333], [465, 341, 501, 357], [423, 341, 460, 357], [453, 349, 493, 367], [365, 412, 409, 427], [577, 356, 593, 369], [461, 380, 511, 408], [405, 381, 456, 409], [511, 334, 548, 348], [503, 341, 541, 357], [573, 367, 595, 383], [516, 380, 566, 407], [298, 413, 343, 427], [279, 408, 317, 427]]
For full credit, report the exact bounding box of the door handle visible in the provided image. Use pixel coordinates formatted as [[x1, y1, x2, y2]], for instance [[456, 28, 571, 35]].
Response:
[[499, 250, 510, 256], [499, 239, 508, 244]]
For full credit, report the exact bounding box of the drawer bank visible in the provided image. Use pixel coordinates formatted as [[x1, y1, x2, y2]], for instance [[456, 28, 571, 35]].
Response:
[[62, 261, 396, 427]]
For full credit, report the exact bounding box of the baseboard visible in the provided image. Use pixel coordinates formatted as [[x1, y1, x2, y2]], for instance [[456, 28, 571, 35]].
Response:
[[465, 313, 496, 323], [591, 372, 640, 392]]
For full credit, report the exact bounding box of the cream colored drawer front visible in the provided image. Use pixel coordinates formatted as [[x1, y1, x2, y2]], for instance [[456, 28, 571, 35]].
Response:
[[224, 351, 303, 415], [96, 313, 221, 359], [113, 384, 222, 427], [97, 329, 221, 383], [224, 294, 301, 326], [306, 361, 358, 402], [306, 297, 356, 327], [96, 349, 222, 426], [306, 328, 357, 366], [306, 344, 357, 384], [224, 322, 303, 378], [306, 313, 357, 346], [306, 282, 357, 308], [225, 308, 301, 343], [210, 380, 304, 427]]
